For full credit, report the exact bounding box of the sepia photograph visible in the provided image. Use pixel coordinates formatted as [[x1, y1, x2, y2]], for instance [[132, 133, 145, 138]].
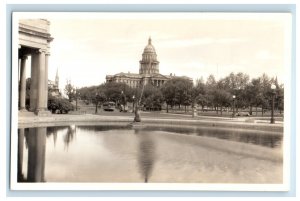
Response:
[[11, 12, 291, 191]]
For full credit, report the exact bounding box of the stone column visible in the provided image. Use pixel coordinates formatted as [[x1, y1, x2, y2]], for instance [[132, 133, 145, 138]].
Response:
[[30, 52, 38, 112], [45, 53, 50, 109], [19, 56, 27, 111], [35, 49, 50, 116]]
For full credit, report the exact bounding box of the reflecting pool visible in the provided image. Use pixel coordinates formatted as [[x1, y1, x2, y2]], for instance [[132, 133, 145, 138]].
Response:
[[17, 124, 283, 183]]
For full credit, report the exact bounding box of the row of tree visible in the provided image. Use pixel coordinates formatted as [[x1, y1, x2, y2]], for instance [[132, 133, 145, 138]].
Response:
[[64, 72, 284, 115], [192, 73, 284, 115]]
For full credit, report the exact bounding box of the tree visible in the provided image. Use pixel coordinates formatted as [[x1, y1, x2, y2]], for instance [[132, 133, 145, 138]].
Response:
[[103, 82, 132, 104], [141, 84, 164, 111], [93, 91, 106, 113], [245, 78, 263, 115], [48, 95, 74, 114], [206, 74, 218, 111], [259, 73, 273, 116], [276, 84, 284, 114], [213, 89, 231, 115], [220, 72, 250, 112], [161, 80, 176, 112], [206, 74, 217, 88], [161, 78, 193, 112], [64, 80, 76, 102]]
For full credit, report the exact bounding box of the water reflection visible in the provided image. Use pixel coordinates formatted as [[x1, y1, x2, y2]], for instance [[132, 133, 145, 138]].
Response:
[[47, 126, 71, 147], [17, 128, 25, 182], [143, 126, 282, 148], [78, 124, 132, 132], [63, 125, 76, 150], [135, 129, 156, 183], [24, 127, 47, 182], [18, 126, 78, 182], [17, 124, 283, 183]]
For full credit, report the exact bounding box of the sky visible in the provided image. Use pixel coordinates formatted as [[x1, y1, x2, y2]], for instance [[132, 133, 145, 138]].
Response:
[[22, 13, 291, 90]]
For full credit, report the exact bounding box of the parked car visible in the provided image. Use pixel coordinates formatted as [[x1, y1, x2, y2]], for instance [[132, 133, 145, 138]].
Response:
[[103, 101, 116, 111]]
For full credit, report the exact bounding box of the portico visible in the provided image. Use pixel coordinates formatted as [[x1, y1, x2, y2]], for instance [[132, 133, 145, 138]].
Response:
[[18, 19, 53, 116]]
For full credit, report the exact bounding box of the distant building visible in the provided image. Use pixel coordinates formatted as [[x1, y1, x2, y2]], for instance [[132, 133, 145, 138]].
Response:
[[48, 68, 60, 96], [106, 37, 192, 87]]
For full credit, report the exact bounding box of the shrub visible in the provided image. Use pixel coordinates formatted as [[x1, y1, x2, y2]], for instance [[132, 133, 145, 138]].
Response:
[[48, 96, 74, 114]]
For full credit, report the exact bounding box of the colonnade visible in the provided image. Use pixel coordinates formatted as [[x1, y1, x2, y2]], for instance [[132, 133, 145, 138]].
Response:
[[19, 49, 51, 115], [152, 79, 165, 87], [18, 19, 53, 116]]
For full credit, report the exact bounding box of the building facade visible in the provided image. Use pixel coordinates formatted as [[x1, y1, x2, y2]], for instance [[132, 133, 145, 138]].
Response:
[[18, 19, 53, 115], [106, 37, 192, 87]]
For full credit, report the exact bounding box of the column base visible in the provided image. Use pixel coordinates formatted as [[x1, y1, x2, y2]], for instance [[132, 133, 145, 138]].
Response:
[[19, 108, 28, 112], [35, 109, 51, 116], [29, 107, 36, 112]]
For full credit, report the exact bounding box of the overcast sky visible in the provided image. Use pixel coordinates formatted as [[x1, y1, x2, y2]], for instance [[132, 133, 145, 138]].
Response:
[[22, 13, 291, 90]]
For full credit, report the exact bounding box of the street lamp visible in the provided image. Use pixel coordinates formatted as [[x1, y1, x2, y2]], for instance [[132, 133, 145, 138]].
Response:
[[75, 88, 80, 111], [132, 95, 135, 113], [121, 91, 124, 111], [121, 90, 127, 112], [232, 95, 236, 117], [270, 84, 276, 124], [95, 92, 99, 114]]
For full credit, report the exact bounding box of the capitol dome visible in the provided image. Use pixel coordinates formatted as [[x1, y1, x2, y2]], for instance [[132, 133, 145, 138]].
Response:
[[139, 37, 160, 74]]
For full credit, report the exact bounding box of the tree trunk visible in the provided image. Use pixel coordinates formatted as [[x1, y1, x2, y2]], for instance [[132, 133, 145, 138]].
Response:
[[167, 104, 169, 113], [250, 106, 252, 115], [220, 105, 223, 116], [185, 105, 187, 113], [261, 106, 264, 117], [256, 106, 258, 116]]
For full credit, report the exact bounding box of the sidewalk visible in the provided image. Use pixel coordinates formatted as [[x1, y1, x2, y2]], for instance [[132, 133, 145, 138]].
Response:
[[18, 111, 283, 133]]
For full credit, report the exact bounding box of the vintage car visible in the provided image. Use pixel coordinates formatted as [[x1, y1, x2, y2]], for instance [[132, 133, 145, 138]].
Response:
[[103, 101, 116, 111]]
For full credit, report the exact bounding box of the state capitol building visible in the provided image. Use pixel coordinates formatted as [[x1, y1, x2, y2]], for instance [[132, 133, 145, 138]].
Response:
[[106, 37, 192, 87]]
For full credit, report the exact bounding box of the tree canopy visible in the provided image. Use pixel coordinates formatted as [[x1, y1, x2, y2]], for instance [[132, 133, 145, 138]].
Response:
[[70, 72, 283, 115]]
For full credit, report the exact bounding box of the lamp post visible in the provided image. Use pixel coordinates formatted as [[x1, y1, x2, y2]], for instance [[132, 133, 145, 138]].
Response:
[[95, 92, 99, 114], [132, 95, 135, 113], [232, 95, 236, 117], [270, 84, 276, 124], [121, 90, 127, 112], [121, 91, 124, 111], [75, 88, 80, 111]]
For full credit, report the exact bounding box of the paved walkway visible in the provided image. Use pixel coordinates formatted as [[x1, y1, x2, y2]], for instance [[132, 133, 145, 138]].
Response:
[[18, 111, 283, 133]]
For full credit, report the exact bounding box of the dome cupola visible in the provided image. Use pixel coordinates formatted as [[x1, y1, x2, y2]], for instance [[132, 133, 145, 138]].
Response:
[[143, 37, 156, 54]]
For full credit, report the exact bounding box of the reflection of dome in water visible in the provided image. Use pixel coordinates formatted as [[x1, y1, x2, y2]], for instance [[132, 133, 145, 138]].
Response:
[[137, 133, 156, 183]]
